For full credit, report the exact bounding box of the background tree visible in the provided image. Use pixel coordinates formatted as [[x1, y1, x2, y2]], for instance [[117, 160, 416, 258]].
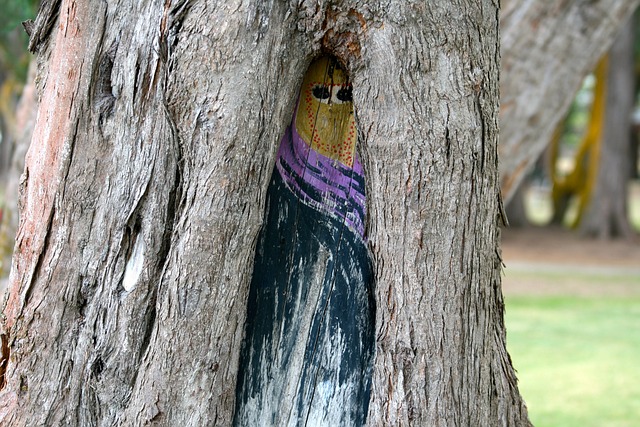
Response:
[[579, 16, 637, 238], [0, 0, 36, 182], [0, 0, 39, 279], [550, 58, 607, 228], [500, 0, 639, 203]]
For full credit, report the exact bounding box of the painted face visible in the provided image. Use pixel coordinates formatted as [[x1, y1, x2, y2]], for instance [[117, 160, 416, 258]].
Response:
[[295, 57, 357, 167]]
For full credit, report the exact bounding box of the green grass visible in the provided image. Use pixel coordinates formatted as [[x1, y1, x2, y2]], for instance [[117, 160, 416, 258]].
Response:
[[505, 295, 640, 427]]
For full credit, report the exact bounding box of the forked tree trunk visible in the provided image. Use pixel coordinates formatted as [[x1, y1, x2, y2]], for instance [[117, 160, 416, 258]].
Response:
[[499, 0, 640, 202], [2, 0, 525, 425], [580, 16, 637, 239]]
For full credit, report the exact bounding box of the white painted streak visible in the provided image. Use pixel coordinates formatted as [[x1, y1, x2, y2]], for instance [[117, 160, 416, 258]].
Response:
[[122, 236, 145, 293]]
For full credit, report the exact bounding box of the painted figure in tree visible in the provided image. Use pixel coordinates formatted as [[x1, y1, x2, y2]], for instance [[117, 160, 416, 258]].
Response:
[[234, 57, 375, 426]]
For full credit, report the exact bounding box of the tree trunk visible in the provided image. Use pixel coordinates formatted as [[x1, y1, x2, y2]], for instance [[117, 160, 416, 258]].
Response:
[[499, 0, 640, 202], [1, 1, 528, 425], [354, 6, 527, 422], [505, 182, 529, 228], [580, 16, 637, 239]]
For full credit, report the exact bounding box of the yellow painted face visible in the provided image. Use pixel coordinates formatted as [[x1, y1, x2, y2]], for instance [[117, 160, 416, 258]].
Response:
[[295, 57, 357, 167]]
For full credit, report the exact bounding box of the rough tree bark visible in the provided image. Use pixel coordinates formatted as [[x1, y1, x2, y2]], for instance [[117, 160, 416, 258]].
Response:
[[0, 0, 526, 426], [500, 0, 640, 202], [580, 16, 637, 239]]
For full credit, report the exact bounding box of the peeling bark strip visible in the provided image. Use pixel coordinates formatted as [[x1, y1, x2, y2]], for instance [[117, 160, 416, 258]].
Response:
[[0, 334, 8, 390], [234, 57, 374, 426], [25, 0, 63, 53], [4, 0, 86, 331]]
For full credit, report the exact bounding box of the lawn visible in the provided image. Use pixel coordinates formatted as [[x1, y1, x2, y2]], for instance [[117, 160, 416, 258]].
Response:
[[503, 179, 640, 426], [505, 294, 640, 427]]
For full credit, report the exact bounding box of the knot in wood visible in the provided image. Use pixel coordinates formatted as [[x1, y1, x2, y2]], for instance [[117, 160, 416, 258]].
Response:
[[321, 9, 368, 70]]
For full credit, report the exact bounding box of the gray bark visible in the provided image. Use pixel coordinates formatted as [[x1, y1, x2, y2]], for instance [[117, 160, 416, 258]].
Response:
[[0, 1, 528, 426], [580, 16, 637, 239], [355, 3, 527, 425], [499, 0, 640, 202]]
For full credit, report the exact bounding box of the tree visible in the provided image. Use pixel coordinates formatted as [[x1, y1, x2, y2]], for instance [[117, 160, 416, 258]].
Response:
[[579, 15, 637, 238], [504, 184, 529, 227], [499, 0, 640, 203], [0, 0, 531, 425], [550, 58, 607, 228]]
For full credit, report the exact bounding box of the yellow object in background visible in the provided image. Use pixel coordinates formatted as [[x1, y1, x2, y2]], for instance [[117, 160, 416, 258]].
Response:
[[551, 56, 607, 228]]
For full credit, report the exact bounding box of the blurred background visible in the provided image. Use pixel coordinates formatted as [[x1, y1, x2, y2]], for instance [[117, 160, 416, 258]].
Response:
[[0, 1, 639, 426], [502, 9, 640, 426], [0, 0, 37, 280]]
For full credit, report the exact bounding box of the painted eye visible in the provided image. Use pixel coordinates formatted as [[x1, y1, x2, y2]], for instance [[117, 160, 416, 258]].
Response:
[[336, 86, 353, 102], [312, 85, 331, 100]]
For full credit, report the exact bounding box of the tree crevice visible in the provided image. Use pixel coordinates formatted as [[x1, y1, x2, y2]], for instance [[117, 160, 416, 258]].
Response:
[[26, 0, 63, 53]]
